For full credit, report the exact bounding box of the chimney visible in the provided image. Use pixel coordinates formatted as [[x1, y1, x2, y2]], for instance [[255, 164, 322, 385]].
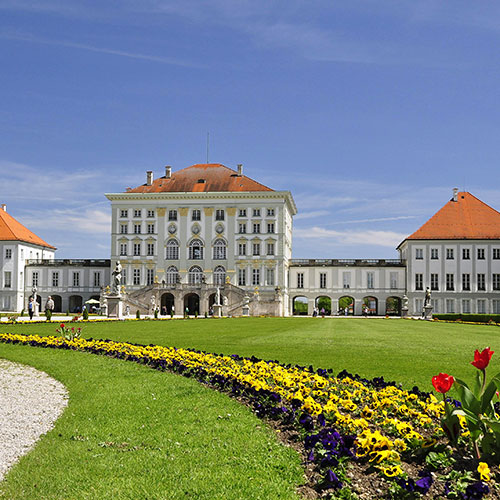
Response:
[[1, 204, 6, 212], [165, 165, 172, 178], [146, 171, 153, 186], [237, 164, 243, 176], [452, 187, 458, 202]]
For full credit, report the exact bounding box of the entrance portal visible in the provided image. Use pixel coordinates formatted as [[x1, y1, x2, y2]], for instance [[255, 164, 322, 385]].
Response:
[[161, 293, 175, 315], [184, 293, 200, 315]]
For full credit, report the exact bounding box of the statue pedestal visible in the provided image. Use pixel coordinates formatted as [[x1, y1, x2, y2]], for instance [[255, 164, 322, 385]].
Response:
[[107, 295, 123, 319], [34, 303, 39, 317], [213, 304, 222, 318], [423, 305, 433, 320], [401, 307, 409, 318]]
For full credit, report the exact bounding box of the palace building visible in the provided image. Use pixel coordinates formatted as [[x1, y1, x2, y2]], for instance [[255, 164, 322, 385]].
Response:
[[2, 164, 500, 317]]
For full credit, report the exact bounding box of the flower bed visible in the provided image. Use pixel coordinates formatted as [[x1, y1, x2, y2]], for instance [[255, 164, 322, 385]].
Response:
[[0, 332, 497, 499]]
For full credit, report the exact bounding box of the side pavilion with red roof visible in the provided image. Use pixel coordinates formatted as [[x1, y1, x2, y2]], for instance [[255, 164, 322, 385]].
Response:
[[397, 190, 500, 316]]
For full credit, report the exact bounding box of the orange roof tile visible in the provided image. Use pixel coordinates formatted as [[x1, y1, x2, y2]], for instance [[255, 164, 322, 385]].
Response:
[[405, 192, 500, 242], [0, 208, 56, 249], [127, 164, 274, 193]]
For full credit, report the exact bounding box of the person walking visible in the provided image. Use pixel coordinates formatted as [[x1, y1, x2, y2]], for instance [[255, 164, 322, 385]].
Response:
[[28, 297, 34, 320]]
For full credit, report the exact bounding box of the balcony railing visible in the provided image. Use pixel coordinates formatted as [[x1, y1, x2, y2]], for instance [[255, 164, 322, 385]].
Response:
[[290, 258, 405, 267], [26, 259, 111, 267]]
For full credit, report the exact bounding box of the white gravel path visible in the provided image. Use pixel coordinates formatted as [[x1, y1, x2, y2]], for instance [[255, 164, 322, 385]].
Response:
[[0, 359, 68, 482]]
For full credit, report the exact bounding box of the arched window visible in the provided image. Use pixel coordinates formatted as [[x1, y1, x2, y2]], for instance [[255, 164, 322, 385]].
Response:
[[166, 266, 178, 285], [188, 266, 203, 284], [213, 239, 227, 260], [189, 239, 203, 260], [166, 239, 179, 260], [213, 266, 226, 285]]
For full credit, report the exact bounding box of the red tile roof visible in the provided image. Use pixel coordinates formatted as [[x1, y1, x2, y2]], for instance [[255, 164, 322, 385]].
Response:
[[405, 192, 500, 241], [127, 164, 274, 193], [0, 208, 56, 249]]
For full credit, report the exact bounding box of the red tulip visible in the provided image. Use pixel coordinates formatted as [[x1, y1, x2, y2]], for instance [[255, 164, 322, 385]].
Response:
[[432, 373, 455, 393], [60, 323, 65, 328], [471, 347, 494, 371]]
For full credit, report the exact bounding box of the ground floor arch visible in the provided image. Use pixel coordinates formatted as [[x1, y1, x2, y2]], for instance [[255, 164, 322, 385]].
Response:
[[386, 296, 401, 316], [161, 293, 175, 315], [338, 296, 354, 316], [184, 293, 200, 315], [363, 296, 378, 316], [292, 296, 308, 315], [315, 296, 331, 315], [51, 295, 62, 312], [69, 295, 83, 313]]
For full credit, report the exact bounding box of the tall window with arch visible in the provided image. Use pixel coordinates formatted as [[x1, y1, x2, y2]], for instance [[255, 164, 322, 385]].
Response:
[[165, 239, 179, 260], [188, 266, 203, 284], [213, 239, 227, 260], [189, 239, 204, 260], [166, 266, 178, 285], [213, 266, 226, 285]]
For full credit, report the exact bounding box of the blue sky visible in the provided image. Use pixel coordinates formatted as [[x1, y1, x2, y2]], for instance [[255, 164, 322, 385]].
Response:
[[1, 0, 500, 259]]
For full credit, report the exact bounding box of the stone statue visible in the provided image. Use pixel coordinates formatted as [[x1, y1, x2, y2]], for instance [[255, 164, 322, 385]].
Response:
[[223, 295, 228, 306], [32, 286, 37, 303], [150, 295, 156, 313], [215, 287, 221, 306], [423, 287, 431, 307], [225, 275, 231, 284], [243, 295, 250, 306], [402, 295, 409, 309], [111, 261, 122, 295]]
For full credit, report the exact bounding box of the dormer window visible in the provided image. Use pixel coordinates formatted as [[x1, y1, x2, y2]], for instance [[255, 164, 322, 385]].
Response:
[[197, 179, 206, 184]]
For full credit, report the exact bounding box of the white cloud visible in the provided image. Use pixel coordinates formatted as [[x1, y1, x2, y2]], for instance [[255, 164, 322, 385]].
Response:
[[294, 210, 331, 220]]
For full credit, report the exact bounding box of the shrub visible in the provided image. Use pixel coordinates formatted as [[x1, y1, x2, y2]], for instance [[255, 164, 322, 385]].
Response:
[[434, 314, 500, 324], [45, 309, 52, 321], [20, 309, 24, 317], [154, 308, 158, 319], [136, 310, 140, 319], [82, 308, 89, 320], [204, 311, 208, 318]]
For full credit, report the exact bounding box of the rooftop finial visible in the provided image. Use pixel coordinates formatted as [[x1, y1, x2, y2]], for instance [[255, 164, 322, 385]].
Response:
[[453, 187, 458, 202]]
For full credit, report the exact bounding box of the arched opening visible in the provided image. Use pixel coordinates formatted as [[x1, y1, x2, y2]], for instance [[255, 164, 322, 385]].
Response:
[[161, 293, 175, 315], [184, 293, 199, 315], [363, 296, 378, 316], [165, 239, 179, 260], [188, 266, 203, 285], [213, 239, 227, 260], [293, 296, 308, 316], [386, 296, 402, 316], [189, 239, 204, 260], [52, 295, 62, 312], [208, 293, 216, 314], [338, 296, 355, 316], [213, 266, 226, 286], [315, 296, 332, 315], [69, 295, 83, 313], [166, 265, 179, 285]]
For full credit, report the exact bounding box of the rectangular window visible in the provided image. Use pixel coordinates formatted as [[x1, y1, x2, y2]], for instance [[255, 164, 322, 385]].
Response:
[[133, 269, 141, 285], [446, 273, 454, 291], [133, 243, 141, 256], [320, 273, 327, 289], [52, 272, 59, 287], [267, 223, 275, 233], [238, 209, 247, 217], [213, 243, 226, 260], [166, 244, 179, 260], [238, 243, 246, 256], [297, 273, 304, 289], [192, 209, 201, 221], [431, 299, 439, 313], [4, 271, 11, 288], [120, 243, 127, 256], [238, 268, 246, 286], [446, 248, 454, 260], [253, 223, 260, 234], [146, 269, 154, 285], [463, 248, 470, 260], [252, 208, 261, 217], [238, 223, 247, 234], [493, 248, 500, 260], [252, 243, 260, 256], [266, 268, 275, 286], [343, 272, 351, 289], [266, 208, 275, 216], [415, 298, 423, 314], [189, 245, 203, 260], [215, 209, 225, 221], [462, 273, 470, 291], [147, 209, 155, 218], [168, 210, 177, 221], [367, 272, 374, 289], [446, 299, 455, 314], [267, 242, 275, 256], [32, 271, 39, 287], [431, 273, 439, 291], [415, 273, 423, 291], [252, 268, 260, 286], [147, 223, 155, 234], [120, 224, 128, 234], [493, 274, 500, 291], [121, 269, 127, 285], [93, 272, 101, 287], [147, 243, 155, 256], [478, 248, 485, 260], [462, 299, 471, 314], [478, 273, 486, 291], [5, 248, 12, 259], [134, 224, 141, 234], [493, 300, 500, 314], [415, 248, 423, 260], [390, 272, 398, 289], [120, 209, 128, 218], [477, 299, 486, 314], [133, 209, 141, 218], [430, 248, 438, 260], [72, 272, 80, 287]]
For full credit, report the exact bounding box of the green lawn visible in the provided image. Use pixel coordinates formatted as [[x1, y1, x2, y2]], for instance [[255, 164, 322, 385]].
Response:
[[1, 317, 498, 390]]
